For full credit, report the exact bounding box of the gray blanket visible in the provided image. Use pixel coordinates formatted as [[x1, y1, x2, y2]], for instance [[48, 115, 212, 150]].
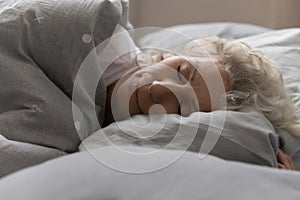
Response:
[[0, 0, 130, 177], [1, 146, 300, 200]]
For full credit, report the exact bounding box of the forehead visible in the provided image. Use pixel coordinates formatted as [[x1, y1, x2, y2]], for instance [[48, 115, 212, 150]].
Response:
[[185, 57, 229, 90], [181, 57, 229, 109], [162, 55, 220, 70], [157, 56, 229, 89]]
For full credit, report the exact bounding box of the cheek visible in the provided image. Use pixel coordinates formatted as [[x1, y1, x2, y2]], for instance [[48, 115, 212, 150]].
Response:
[[198, 96, 212, 112], [196, 86, 212, 112]]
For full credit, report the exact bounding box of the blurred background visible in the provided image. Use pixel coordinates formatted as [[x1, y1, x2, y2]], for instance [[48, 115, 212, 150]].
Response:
[[129, 0, 300, 29]]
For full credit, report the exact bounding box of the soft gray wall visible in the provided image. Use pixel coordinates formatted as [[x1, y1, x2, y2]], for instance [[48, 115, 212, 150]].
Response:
[[129, 0, 300, 29]]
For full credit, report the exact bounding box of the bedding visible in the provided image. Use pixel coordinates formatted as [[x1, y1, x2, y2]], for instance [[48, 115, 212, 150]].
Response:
[[0, 0, 130, 177], [1, 146, 300, 200], [0, 134, 65, 176], [136, 22, 272, 53], [1, 0, 300, 199], [80, 106, 279, 167]]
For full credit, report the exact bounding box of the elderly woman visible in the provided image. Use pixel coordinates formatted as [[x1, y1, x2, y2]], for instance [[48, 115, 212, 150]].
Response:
[[101, 26, 299, 170]]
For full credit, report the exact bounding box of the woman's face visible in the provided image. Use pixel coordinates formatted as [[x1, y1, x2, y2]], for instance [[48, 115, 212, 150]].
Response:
[[110, 56, 229, 121]]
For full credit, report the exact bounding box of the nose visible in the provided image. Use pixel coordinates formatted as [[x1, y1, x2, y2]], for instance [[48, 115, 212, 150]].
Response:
[[148, 81, 179, 103]]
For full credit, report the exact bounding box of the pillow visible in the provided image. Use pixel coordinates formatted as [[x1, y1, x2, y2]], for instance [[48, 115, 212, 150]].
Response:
[[80, 107, 279, 167], [137, 22, 272, 53], [2, 146, 300, 200], [0, 0, 126, 152]]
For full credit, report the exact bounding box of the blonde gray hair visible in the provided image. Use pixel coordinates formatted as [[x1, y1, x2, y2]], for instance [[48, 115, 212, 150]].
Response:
[[181, 37, 300, 137]]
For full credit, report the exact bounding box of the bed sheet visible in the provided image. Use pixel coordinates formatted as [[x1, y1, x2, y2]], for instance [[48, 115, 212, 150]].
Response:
[[136, 22, 272, 53], [80, 106, 279, 167], [0, 146, 299, 200]]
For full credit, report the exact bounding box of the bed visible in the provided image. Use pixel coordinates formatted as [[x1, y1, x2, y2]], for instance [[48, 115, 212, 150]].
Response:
[[1, 0, 300, 199]]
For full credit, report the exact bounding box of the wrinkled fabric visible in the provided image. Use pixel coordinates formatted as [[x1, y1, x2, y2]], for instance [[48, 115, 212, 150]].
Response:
[[0, 0, 130, 177], [80, 107, 279, 167], [0, 0, 122, 151], [1, 146, 300, 200], [0, 134, 65, 177]]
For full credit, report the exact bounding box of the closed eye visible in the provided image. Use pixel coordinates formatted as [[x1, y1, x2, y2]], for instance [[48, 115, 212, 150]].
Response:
[[177, 101, 182, 115], [177, 65, 184, 82]]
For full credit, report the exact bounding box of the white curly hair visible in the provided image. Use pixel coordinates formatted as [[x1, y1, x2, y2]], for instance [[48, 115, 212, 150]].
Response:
[[180, 36, 300, 137]]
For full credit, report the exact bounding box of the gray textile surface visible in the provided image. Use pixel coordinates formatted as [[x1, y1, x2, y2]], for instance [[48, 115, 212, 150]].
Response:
[[80, 107, 279, 167], [137, 22, 272, 53], [0, 0, 120, 152], [1, 23, 300, 199], [0, 0, 129, 177], [1, 146, 300, 200], [0, 134, 65, 177]]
